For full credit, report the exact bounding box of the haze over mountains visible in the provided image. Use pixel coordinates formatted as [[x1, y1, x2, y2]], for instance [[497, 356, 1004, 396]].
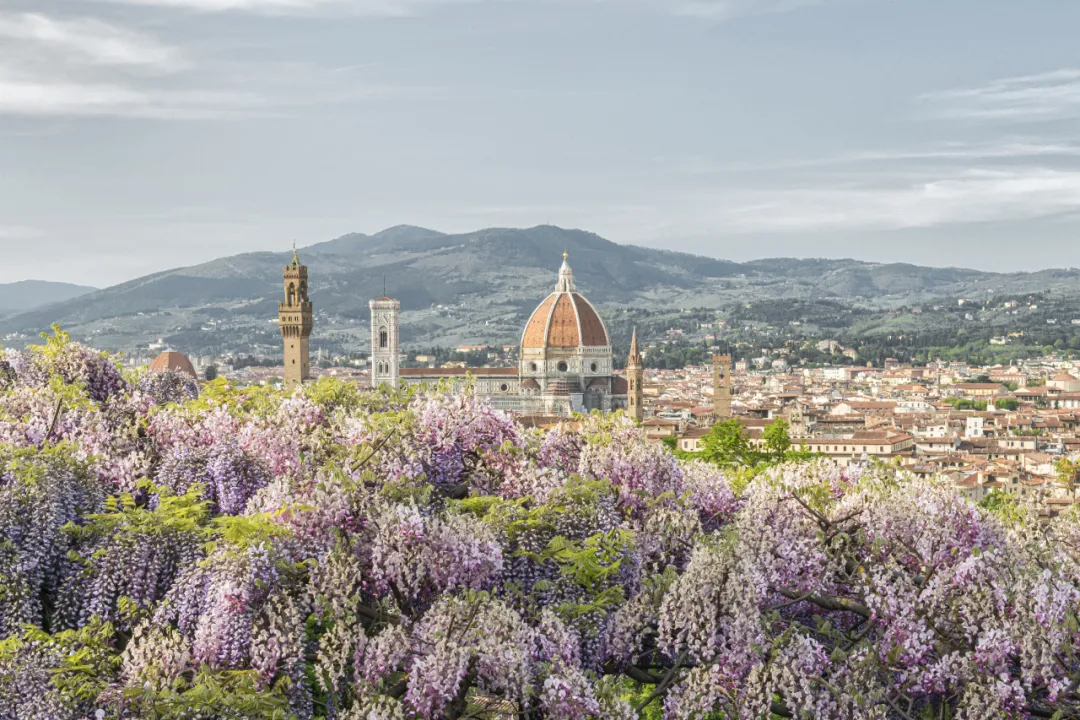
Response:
[[4, 226, 1079, 357], [0, 281, 96, 315]]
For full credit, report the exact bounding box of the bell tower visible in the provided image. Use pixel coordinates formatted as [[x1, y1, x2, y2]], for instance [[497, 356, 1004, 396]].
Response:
[[369, 294, 400, 388], [712, 353, 732, 419], [279, 243, 312, 390], [626, 328, 644, 422]]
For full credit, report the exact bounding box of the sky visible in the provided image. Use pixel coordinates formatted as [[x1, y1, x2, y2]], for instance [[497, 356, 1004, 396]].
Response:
[[3, 0, 1080, 286]]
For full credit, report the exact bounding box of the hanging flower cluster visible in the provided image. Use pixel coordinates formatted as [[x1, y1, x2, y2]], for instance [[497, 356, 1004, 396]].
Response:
[[1, 331, 1080, 720]]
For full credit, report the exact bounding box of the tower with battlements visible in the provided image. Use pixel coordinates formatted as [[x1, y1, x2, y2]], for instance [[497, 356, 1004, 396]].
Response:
[[279, 245, 312, 390]]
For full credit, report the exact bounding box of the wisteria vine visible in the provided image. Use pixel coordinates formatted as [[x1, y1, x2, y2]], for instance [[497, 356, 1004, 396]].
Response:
[[0, 329, 1078, 720]]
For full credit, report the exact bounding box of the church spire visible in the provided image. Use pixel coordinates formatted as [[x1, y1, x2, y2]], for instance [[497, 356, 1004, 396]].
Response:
[[626, 327, 644, 422], [291, 240, 299, 266], [628, 327, 642, 365], [555, 251, 576, 292]]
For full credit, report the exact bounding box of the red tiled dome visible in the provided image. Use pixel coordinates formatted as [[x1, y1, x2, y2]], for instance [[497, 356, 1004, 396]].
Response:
[[522, 292, 609, 349], [150, 351, 196, 379]]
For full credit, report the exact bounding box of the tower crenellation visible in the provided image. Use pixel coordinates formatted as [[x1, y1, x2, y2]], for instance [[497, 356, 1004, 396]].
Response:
[[279, 244, 312, 390]]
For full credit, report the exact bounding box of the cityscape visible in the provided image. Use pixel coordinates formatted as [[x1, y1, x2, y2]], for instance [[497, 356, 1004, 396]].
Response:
[[6, 0, 1080, 718], [105, 239, 1080, 521]]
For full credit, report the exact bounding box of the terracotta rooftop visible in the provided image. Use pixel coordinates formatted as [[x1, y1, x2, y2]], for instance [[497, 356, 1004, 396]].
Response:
[[150, 351, 196, 379], [521, 292, 609, 349]]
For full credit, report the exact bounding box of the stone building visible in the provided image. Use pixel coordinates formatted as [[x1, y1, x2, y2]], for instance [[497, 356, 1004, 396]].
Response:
[[372, 253, 630, 416], [279, 246, 312, 389], [712, 353, 732, 418], [626, 328, 644, 421], [369, 296, 400, 387]]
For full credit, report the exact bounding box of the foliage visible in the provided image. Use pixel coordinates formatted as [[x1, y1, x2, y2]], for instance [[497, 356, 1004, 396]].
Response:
[[942, 397, 989, 411], [685, 418, 814, 473], [995, 397, 1020, 411], [2, 331, 1080, 719], [1056, 457, 1080, 496]]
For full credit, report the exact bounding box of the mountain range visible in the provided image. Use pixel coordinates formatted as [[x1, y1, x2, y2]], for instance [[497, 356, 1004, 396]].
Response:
[[2, 225, 1078, 358], [0, 281, 96, 314]]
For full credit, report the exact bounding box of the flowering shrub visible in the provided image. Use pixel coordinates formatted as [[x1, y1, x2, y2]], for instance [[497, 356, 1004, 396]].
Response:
[[0, 332, 1079, 719]]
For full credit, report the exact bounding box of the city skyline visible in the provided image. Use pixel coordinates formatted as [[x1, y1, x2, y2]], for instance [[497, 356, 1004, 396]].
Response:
[[3, 0, 1080, 285]]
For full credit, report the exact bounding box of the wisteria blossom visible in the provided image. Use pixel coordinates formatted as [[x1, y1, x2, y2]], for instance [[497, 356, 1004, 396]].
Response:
[[0, 332, 1079, 720]]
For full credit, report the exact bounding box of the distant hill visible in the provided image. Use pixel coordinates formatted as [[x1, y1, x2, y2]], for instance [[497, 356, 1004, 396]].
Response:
[[0, 225, 1076, 357], [0, 280, 97, 314]]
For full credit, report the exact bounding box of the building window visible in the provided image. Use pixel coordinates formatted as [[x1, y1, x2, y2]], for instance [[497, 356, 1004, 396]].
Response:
[[590, 362, 598, 372], [379, 329, 388, 348], [557, 361, 568, 372], [499, 383, 509, 392], [530, 362, 538, 371]]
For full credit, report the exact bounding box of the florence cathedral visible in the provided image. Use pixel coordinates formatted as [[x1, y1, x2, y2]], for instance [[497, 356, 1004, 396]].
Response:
[[280, 249, 641, 418], [371, 253, 631, 416]]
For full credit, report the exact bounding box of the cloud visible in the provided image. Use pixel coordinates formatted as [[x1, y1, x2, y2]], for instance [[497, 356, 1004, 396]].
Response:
[[0, 74, 267, 118], [922, 68, 1080, 122], [100, 0, 476, 16], [0, 12, 181, 69], [0, 8, 405, 118], [707, 167, 1080, 233], [102, 0, 819, 18], [650, 0, 821, 19], [630, 139, 1080, 237], [0, 225, 43, 240]]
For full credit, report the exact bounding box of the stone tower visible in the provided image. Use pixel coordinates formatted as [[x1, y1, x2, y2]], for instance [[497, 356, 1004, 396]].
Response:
[[790, 402, 807, 437], [712, 353, 732, 419], [369, 295, 400, 388], [626, 328, 644, 422], [279, 244, 312, 390]]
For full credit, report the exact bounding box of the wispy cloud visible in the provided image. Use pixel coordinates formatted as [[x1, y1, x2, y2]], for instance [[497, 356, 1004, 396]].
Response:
[[102, 0, 820, 18], [708, 167, 1080, 233], [0, 11, 203, 117], [0, 12, 181, 69], [0, 74, 268, 118], [922, 68, 1080, 122], [0, 9, 405, 118], [101, 0, 477, 16], [637, 137, 1080, 237], [649, 0, 822, 20], [0, 225, 42, 240]]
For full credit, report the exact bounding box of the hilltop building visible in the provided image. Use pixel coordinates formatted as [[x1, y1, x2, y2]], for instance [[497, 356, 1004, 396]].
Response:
[[370, 253, 631, 416], [279, 246, 312, 390]]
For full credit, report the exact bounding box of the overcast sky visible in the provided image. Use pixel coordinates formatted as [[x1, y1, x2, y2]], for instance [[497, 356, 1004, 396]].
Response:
[[3, 0, 1080, 286]]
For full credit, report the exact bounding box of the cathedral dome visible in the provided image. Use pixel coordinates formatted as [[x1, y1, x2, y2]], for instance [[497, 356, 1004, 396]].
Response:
[[521, 254, 610, 350], [150, 351, 197, 379]]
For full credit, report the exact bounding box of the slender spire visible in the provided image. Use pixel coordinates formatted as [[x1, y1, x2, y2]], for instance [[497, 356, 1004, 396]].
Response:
[[628, 327, 642, 365], [555, 251, 575, 292], [291, 240, 299, 266]]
